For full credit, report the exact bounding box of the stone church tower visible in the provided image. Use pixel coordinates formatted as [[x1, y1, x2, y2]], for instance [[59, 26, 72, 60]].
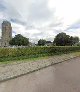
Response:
[[1, 21, 12, 47]]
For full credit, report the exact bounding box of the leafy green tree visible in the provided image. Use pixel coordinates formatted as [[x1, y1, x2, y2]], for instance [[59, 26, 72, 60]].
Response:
[[53, 32, 79, 46], [53, 32, 70, 46], [9, 34, 29, 46], [38, 39, 46, 46]]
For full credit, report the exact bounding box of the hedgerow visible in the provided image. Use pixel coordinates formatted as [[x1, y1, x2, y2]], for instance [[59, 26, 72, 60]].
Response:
[[0, 46, 80, 62]]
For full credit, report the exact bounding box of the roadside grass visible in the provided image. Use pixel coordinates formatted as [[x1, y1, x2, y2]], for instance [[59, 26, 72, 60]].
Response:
[[0, 51, 80, 66], [0, 55, 50, 65]]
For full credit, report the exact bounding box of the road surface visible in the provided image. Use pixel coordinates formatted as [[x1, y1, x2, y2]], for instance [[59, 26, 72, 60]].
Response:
[[0, 57, 80, 92]]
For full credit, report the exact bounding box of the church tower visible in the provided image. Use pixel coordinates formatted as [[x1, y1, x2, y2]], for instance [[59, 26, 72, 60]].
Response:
[[1, 21, 12, 47]]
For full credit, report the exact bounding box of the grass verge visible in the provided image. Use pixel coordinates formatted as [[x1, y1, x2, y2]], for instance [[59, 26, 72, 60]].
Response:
[[0, 51, 80, 66]]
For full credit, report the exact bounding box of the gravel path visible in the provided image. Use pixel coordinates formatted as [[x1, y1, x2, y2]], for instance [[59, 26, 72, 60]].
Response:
[[0, 52, 80, 82]]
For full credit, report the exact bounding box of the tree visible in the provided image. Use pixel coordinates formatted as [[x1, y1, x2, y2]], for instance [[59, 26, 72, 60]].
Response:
[[69, 36, 73, 46], [69, 36, 79, 46], [53, 32, 79, 46], [53, 32, 70, 46], [9, 34, 29, 46], [38, 39, 46, 46], [73, 37, 79, 44]]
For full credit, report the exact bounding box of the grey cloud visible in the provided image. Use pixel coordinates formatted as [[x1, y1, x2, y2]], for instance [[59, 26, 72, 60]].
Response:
[[0, 1, 22, 22], [10, 19, 26, 26], [5, 6, 21, 21], [49, 22, 62, 28], [0, 1, 6, 11], [65, 20, 80, 31], [3, 0, 56, 28], [28, 0, 53, 22]]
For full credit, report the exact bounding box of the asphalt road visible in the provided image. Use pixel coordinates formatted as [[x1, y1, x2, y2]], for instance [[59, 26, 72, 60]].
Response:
[[0, 57, 80, 92]]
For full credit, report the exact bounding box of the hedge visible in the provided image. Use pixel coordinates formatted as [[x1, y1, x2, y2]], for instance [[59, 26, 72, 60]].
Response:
[[0, 46, 80, 62]]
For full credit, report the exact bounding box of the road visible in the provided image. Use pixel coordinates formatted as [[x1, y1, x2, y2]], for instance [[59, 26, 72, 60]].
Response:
[[0, 57, 80, 92]]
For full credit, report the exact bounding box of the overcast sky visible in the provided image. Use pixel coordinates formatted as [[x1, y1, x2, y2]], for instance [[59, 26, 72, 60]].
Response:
[[0, 0, 80, 43]]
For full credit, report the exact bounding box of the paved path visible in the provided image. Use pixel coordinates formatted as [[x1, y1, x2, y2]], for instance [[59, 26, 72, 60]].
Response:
[[0, 57, 80, 92]]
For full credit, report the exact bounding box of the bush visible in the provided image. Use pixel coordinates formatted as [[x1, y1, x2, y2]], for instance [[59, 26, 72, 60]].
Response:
[[0, 46, 80, 62]]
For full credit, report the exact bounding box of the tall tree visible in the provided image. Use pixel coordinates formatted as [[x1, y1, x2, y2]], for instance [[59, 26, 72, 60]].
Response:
[[9, 34, 29, 46]]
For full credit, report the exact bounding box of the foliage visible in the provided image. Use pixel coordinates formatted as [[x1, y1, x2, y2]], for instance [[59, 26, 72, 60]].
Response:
[[0, 46, 80, 62], [9, 34, 29, 46], [53, 32, 79, 46], [38, 39, 46, 46], [73, 37, 79, 44]]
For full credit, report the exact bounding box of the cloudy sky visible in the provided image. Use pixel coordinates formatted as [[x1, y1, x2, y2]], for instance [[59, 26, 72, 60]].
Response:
[[0, 0, 80, 43]]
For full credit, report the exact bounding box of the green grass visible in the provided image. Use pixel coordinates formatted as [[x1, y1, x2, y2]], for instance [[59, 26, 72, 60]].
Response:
[[0, 55, 50, 65], [0, 51, 80, 66]]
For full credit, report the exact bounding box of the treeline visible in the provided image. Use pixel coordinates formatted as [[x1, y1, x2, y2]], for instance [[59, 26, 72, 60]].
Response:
[[9, 32, 79, 46], [38, 32, 79, 46]]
